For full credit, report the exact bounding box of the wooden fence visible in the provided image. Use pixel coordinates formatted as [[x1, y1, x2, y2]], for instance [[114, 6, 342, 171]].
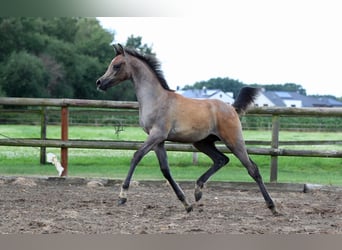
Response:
[[1, 97, 342, 182]]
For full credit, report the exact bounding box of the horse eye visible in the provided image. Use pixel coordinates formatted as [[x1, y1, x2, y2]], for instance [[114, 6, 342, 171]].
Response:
[[113, 63, 121, 71]]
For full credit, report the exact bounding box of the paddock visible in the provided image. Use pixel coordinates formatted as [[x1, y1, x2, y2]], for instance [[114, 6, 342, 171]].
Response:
[[1, 176, 341, 234], [1, 98, 341, 234]]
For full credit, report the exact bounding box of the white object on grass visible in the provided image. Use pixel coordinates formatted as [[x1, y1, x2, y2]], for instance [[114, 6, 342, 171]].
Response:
[[46, 153, 64, 176]]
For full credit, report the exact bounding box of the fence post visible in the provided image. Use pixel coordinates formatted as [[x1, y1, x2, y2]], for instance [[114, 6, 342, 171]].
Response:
[[270, 114, 280, 182], [40, 107, 47, 164], [192, 152, 198, 165], [61, 106, 69, 176]]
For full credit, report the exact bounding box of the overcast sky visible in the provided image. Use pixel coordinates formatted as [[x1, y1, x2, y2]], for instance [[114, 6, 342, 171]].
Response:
[[97, 1, 342, 96]]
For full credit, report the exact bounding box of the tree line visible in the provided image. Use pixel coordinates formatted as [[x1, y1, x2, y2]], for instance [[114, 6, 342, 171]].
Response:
[[0, 17, 152, 101], [1, 17, 340, 101], [183, 79, 309, 99]]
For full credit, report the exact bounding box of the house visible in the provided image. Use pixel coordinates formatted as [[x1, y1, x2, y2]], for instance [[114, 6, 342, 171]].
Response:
[[177, 87, 342, 108], [254, 90, 342, 107], [176, 87, 235, 104], [315, 97, 342, 107]]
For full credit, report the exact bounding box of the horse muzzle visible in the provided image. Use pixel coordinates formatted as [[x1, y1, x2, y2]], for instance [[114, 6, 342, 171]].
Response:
[[96, 78, 109, 91]]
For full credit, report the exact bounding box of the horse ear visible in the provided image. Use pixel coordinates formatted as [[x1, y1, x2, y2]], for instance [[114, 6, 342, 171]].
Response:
[[117, 43, 125, 56], [113, 43, 125, 56], [112, 44, 125, 56], [112, 44, 119, 55]]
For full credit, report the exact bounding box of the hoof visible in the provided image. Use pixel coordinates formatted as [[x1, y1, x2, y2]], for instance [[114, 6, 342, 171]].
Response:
[[185, 205, 193, 213], [194, 190, 202, 202], [271, 208, 281, 216], [268, 204, 281, 216], [118, 197, 127, 206]]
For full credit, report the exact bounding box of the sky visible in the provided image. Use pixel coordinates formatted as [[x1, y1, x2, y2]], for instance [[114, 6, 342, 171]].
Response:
[[96, 1, 342, 96]]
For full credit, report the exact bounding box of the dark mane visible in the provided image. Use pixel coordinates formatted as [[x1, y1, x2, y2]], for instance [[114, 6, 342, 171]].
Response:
[[124, 47, 174, 92]]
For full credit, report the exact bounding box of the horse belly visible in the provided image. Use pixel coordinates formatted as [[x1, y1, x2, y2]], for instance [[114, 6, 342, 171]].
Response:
[[167, 132, 208, 143], [167, 120, 213, 143]]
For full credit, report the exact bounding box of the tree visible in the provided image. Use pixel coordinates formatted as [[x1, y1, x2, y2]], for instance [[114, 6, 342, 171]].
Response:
[[0, 18, 160, 101], [0, 17, 117, 100], [72, 55, 104, 99], [125, 35, 155, 55], [0, 84, 5, 97], [1, 51, 49, 97], [258, 83, 307, 95], [74, 18, 115, 63], [183, 77, 245, 97], [0, 17, 46, 61], [42, 17, 79, 43], [39, 53, 70, 98]]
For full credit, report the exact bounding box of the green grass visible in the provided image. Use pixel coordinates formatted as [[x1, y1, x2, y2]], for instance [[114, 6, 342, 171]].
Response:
[[0, 125, 341, 185]]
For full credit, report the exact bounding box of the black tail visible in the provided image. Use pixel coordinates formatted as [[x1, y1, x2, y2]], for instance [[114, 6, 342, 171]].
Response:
[[233, 87, 260, 115]]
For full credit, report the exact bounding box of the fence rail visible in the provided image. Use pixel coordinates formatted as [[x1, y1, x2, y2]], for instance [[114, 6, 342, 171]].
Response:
[[1, 138, 341, 157], [1, 97, 342, 182]]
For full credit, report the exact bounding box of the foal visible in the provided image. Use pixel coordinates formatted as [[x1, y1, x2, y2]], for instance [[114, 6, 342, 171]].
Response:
[[96, 44, 277, 215]]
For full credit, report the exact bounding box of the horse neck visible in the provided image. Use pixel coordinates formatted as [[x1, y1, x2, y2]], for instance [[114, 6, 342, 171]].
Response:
[[129, 57, 168, 106]]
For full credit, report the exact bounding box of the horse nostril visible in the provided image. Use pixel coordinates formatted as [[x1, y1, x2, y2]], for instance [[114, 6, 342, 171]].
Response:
[[96, 79, 101, 86]]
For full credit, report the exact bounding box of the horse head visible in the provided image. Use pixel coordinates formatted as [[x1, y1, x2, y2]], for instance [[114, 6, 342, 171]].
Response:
[[96, 44, 131, 91]]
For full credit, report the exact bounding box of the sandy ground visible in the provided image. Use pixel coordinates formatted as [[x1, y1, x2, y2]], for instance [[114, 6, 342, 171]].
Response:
[[0, 177, 341, 234]]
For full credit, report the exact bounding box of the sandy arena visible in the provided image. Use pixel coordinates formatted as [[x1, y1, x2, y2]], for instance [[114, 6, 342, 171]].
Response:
[[0, 177, 341, 234]]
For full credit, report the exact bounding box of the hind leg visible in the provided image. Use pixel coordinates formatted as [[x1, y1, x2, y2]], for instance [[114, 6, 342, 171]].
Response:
[[230, 142, 278, 215], [193, 137, 229, 202], [219, 123, 277, 213]]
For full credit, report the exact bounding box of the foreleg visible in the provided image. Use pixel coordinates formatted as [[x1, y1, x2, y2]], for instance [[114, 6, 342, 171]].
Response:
[[154, 142, 192, 212], [118, 131, 165, 205]]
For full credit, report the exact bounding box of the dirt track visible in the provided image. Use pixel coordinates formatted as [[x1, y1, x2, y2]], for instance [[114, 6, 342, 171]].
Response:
[[0, 177, 341, 234]]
